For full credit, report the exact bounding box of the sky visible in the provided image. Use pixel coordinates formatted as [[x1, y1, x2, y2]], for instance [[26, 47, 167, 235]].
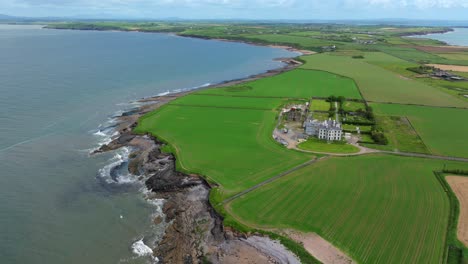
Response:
[[2, 0, 468, 20]]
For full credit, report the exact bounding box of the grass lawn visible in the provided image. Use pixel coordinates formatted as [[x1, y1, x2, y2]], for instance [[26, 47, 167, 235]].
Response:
[[230, 155, 468, 264], [297, 138, 360, 154], [134, 104, 312, 198], [198, 69, 362, 99], [310, 99, 330, 111], [342, 101, 366, 112], [342, 124, 371, 132], [358, 134, 375, 143], [300, 52, 468, 107], [371, 103, 468, 158], [313, 112, 330, 121], [364, 115, 430, 154]]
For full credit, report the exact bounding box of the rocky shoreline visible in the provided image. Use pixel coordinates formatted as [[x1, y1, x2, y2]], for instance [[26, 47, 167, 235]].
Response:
[[93, 58, 303, 263]]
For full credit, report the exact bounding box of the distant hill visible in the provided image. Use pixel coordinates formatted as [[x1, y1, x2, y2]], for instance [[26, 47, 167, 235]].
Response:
[[0, 14, 16, 20]]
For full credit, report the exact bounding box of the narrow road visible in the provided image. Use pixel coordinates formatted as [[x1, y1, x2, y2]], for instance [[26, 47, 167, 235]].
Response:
[[381, 151, 468, 162], [222, 157, 327, 204]]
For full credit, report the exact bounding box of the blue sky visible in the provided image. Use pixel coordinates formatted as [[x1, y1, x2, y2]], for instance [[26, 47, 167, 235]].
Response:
[[2, 0, 468, 20]]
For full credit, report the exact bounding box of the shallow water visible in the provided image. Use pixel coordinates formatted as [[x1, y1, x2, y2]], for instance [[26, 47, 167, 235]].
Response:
[[0, 24, 297, 264], [411, 28, 468, 46]]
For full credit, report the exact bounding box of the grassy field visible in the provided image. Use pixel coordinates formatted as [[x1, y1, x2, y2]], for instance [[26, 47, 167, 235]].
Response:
[[134, 104, 312, 197], [300, 52, 468, 107], [310, 99, 330, 111], [361, 115, 430, 154], [313, 112, 330, 121], [341, 101, 366, 112], [297, 138, 360, 153], [342, 124, 372, 132], [437, 53, 468, 61], [230, 155, 468, 264], [198, 69, 362, 99], [372, 103, 468, 158], [375, 45, 468, 66], [170, 93, 284, 110]]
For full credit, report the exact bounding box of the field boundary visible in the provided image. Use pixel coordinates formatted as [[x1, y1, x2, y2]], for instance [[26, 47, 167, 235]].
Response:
[[403, 116, 433, 154]]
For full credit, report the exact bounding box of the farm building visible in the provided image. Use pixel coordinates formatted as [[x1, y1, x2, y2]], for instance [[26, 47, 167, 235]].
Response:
[[304, 118, 343, 141]]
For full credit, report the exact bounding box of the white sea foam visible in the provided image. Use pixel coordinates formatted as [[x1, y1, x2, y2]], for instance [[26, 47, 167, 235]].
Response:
[[131, 239, 154, 256], [156, 91, 171, 96], [97, 147, 138, 184], [148, 198, 165, 216]]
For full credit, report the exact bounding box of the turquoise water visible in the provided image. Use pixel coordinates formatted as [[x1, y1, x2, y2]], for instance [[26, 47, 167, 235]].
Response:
[[412, 27, 468, 46], [0, 24, 297, 264]]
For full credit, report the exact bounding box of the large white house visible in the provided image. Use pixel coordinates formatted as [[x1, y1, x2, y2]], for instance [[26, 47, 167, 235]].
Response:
[[304, 118, 343, 141]]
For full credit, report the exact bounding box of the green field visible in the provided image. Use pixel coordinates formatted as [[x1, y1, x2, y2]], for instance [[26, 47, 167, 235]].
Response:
[[372, 103, 468, 158], [198, 69, 362, 99], [437, 53, 468, 61], [342, 124, 372, 132], [230, 155, 468, 264], [358, 134, 375, 143], [170, 94, 284, 110], [310, 99, 330, 111], [375, 45, 468, 66], [243, 34, 335, 50], [300, 53, 468, 107], [342, 100, 366, 112], [297, 138, 360, 153], [313, 112, 330, 121], [135, 105, 312, 197], [361, 115, 430, 154]]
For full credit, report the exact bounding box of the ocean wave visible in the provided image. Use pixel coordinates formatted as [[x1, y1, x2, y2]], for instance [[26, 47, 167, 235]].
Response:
[[152, 82, 212, 97], [131, 239, 154, 257], [97, 147, 140, 186]]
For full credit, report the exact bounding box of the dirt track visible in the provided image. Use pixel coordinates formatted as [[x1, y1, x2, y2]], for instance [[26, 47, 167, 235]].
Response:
[[426, 64, 468, 73], [446, 176, 468, 247], [286, 230, 355, 264]]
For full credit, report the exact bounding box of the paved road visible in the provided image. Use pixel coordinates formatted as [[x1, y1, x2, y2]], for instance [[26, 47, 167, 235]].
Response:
[[222, 157, 327, 204]]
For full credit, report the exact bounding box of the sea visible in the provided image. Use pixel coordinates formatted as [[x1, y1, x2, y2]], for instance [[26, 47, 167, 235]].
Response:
[[411, 27, 468, 46], [0, 24, 298, 264]]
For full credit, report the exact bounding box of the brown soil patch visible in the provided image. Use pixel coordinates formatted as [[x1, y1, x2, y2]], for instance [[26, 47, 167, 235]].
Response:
[[426, 64, 468, 73], [447, 176, 468, 247], [286, 230, 356, 264]]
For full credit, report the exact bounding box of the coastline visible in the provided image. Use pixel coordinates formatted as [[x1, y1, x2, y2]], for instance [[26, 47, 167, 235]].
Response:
[[93, 42, 306, 262], [407, 27, 468, 48]]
